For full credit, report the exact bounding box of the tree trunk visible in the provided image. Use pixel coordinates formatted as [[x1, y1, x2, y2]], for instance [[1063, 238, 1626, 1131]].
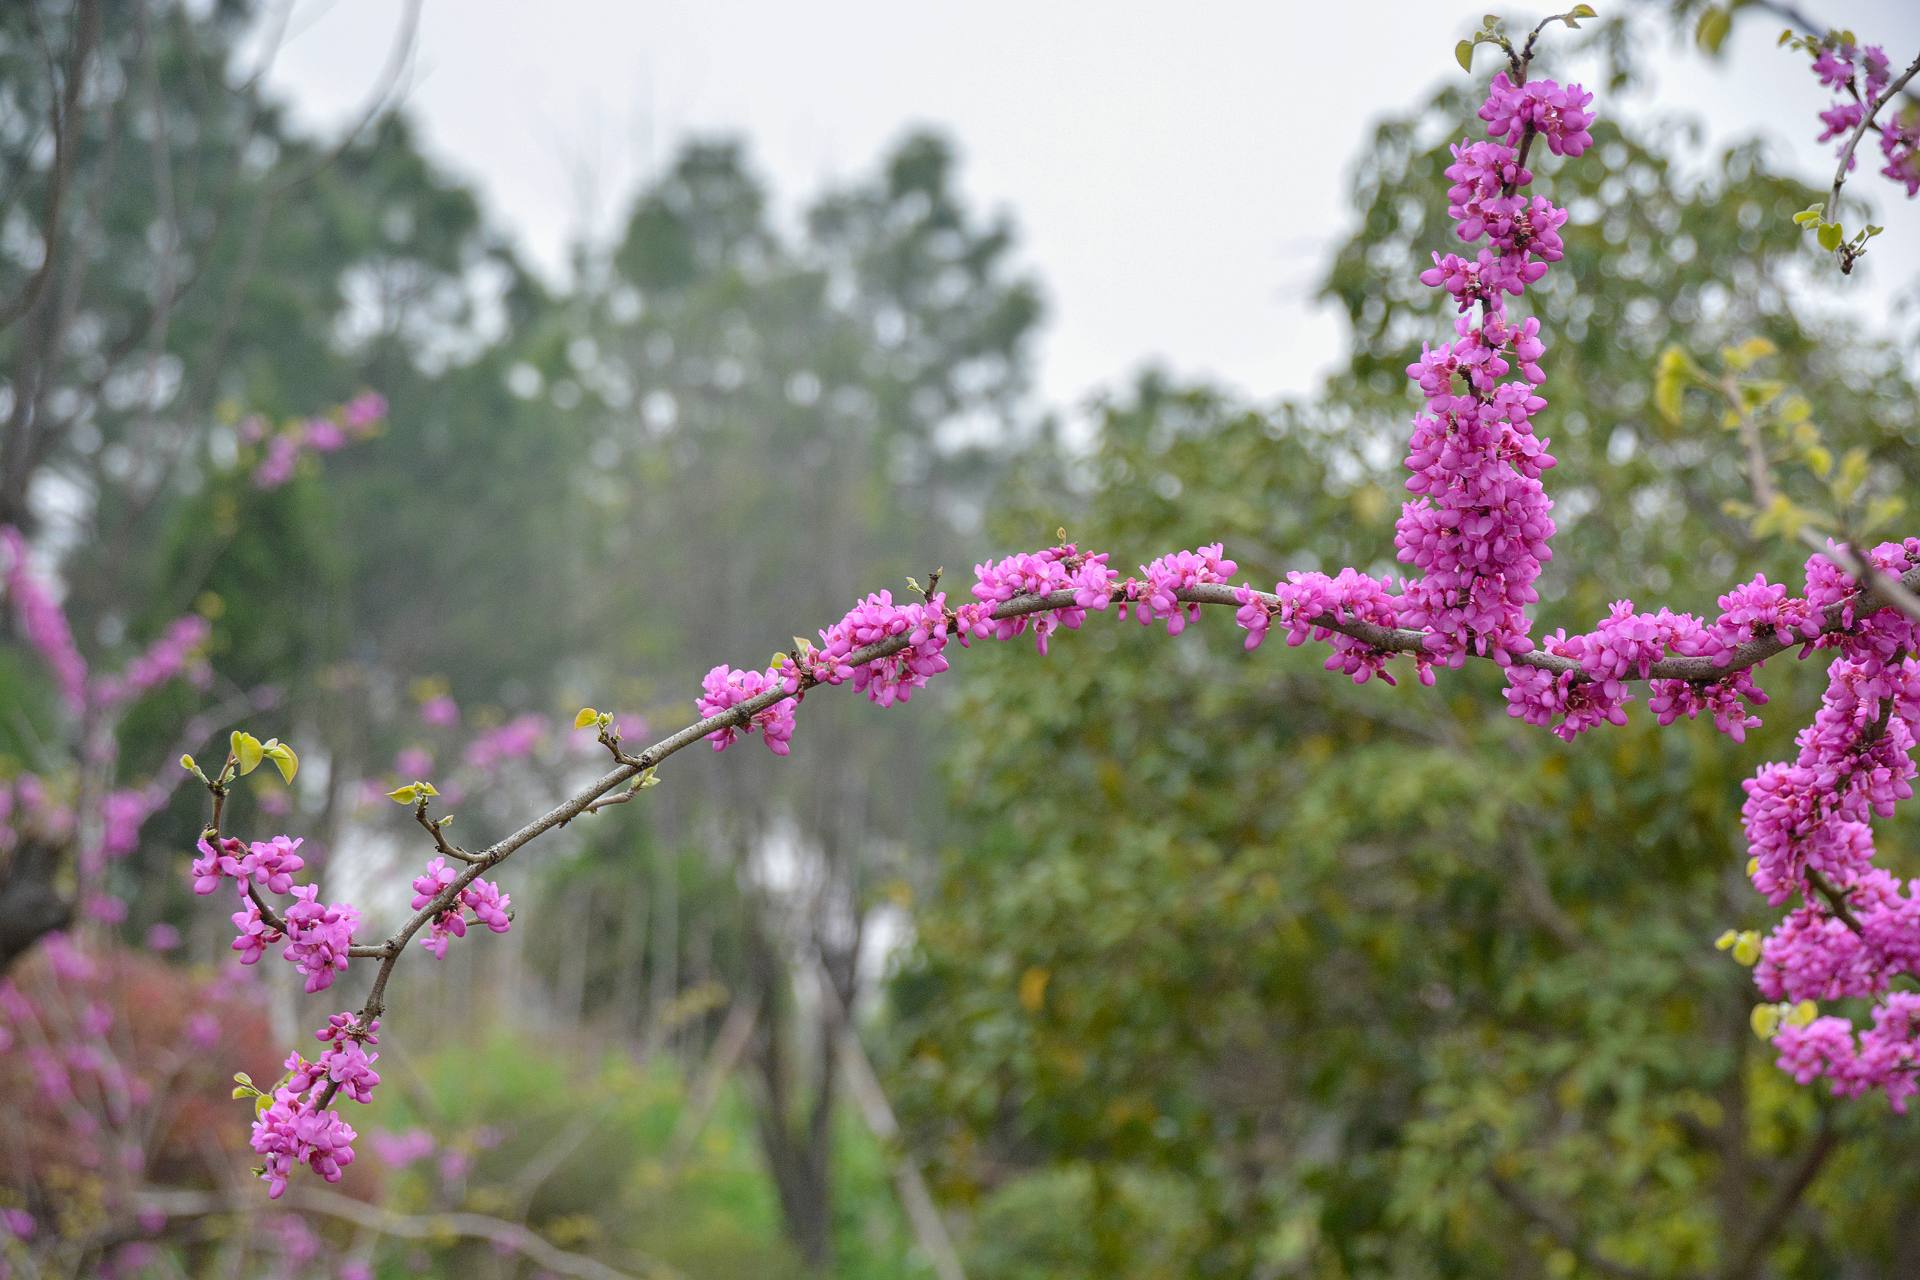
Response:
[[0, 838, 73, 972]]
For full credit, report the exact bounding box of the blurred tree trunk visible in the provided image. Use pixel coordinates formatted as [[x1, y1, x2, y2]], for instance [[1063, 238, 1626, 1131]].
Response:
[[743, 888, 861, 1272], [0, 837, 71, 971]]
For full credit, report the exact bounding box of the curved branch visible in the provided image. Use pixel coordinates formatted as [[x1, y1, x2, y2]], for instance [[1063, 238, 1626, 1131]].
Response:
[[312, 556, 1920, 1106]]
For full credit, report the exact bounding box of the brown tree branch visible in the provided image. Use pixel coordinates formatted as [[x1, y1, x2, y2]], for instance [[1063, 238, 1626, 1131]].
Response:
[[0, 0, 99, 333], [1716, 1116, 1839, 1280], [1486, 1170, 1655, 1280]]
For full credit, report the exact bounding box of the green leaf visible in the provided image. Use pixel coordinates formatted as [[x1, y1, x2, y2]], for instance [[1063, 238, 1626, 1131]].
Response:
[[1751, 493, 1806, 540], [230, 731, 264, 776], [179, 754, 196, 772], [1653, 345, 1698, 424], [574, 706, 599, 729], [1696, 7, 1731, 53], [1832, 447, 1870, 501], [1792, 206, 1823, 227], [263, 741, 299, 784], [1865, 494, 1907, 530], [1720, 339, 1765, 371], [1455, 39, 1475, 71], [1571, 3, 1597, 16], [387, 784, 419, 805], [1817, 221, 1843, 252]]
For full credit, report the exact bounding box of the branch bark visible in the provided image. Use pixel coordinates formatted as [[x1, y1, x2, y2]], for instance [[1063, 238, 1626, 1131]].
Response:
[[133, 1185, 678, 1280]]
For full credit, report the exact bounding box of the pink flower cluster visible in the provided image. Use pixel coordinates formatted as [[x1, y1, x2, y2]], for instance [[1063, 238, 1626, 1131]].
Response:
[[1477, 72, 1595, 157], [962, 544, 1106, 653], [1, 525, 88, 714], [777, 589, 956, 708], [192, 833, 305, 895], [1235, 569, 1432, 687], [1393, 74, 1586, 670], [696, 663, 799, 755], [1126, 544, 1238, 635], [1804, 38, 1918, 196], [4, 524, 214, 723], [193, 833, 360, 993], [463, 712, 546, 771], [1723, 541, 1920, 1108], [281, 886, 361, 994], [1774, 994, 1920, 1112], [243, 392, 388, 490], [90, 616, 213, 711], [699, 544, 1242, 755], [1500, 583, 1805, 743], [250, 1014, 380, 1197], [409, 856, 512, 957]]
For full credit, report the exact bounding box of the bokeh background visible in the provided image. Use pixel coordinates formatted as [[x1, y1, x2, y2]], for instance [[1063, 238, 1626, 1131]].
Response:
[[3, 0, 1920, 1276]]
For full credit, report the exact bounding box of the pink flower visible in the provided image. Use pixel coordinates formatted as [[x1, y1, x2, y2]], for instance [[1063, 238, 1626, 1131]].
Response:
[[241, 835, 306, 895], [696, 665, 798, 755], [281, 885, 359, 994], [419, 694, 460, 728], [191, 835, 246, 895], [1, 526, 88, 713]]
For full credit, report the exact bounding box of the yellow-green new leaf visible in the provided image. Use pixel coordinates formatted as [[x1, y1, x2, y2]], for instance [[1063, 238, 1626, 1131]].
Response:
[[573, 707, 599, 730], [1696, 6, 1731, 53], [231, 731, 264, 776], [264, 741, 299, 784]]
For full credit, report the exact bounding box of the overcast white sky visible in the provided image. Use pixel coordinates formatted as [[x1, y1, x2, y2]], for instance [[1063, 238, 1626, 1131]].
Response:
[[257, 1, 1920, 413]]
